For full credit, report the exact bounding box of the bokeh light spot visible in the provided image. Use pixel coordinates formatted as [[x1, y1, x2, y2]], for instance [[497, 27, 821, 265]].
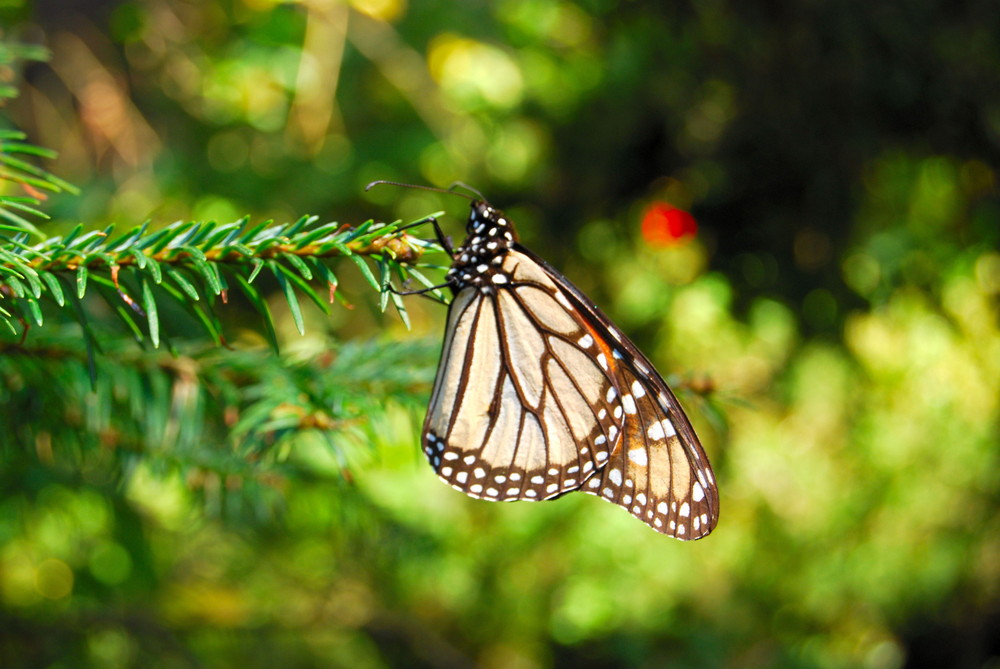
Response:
[[641, 202, 697, 247], [975, 252, 1000, 294], [192, 195, 240, 224], [428, 35, 523, 110], [35, 558, 74, 599], [0, 550, 40, 607], [843, 253, 882, 297], [350, 0, 406, 22], [89, 542, 133, 586]]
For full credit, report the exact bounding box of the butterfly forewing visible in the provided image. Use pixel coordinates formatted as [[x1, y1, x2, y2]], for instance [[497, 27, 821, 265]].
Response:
[[422, 249, 626, 501]]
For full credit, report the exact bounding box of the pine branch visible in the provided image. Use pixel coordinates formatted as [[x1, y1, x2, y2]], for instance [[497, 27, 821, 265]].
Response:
[[0, 214, 450, 356], [0, 37, 453, 353], [0, 332, 440, 511]]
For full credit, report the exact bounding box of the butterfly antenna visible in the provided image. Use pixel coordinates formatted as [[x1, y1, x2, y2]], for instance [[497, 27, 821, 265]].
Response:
[[447, 181, 487, 202], [365, 180, 479, 202]]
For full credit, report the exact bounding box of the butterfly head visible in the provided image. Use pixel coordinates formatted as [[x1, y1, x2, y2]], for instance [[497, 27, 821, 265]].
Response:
[[467, 201, 518, 240], [445, 202, 519, 292]]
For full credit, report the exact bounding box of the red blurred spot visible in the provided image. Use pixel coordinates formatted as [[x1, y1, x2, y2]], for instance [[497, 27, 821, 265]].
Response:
[[641, 202, 697, 247]]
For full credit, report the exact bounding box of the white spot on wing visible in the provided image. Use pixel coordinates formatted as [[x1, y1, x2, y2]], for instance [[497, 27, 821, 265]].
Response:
[[627, 449, 648, 466], [646, 419, 676, 440]]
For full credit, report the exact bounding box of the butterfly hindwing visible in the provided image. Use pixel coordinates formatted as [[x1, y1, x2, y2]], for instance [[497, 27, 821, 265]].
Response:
[[582, 360, 719, 539], [517, 246, 720, 539]]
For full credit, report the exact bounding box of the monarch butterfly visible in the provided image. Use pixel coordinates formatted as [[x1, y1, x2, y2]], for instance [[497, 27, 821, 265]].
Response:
[[369, 182, 719, 539]]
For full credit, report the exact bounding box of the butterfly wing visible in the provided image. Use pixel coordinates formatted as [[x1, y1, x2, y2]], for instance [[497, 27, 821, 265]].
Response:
[[517, 246, 720, 539], [581, 359, 719, 539], [419, 196, 718, 540], [422, 249, 626, 501]]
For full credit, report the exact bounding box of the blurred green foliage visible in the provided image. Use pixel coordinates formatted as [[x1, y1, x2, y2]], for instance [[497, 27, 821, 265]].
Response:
[[1, 0, 999, 667]]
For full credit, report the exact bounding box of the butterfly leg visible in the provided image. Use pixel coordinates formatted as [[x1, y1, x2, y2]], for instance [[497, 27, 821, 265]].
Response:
[[380, 216, 455, 303], [385, 279, 452, 304], [393, 216, 455, 257]]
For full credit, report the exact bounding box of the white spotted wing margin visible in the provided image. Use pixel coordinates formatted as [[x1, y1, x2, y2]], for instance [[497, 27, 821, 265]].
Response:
[[421, 247, 627, 503], [514, 246, 720, 540]]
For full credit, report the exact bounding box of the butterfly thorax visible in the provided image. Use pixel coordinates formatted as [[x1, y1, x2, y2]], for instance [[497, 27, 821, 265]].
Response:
[[445, 202, 519, 295]]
